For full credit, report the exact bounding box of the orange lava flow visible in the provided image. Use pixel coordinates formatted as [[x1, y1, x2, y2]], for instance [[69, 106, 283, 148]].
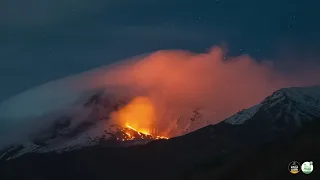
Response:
[[113, 96, 169, 141], [126, 124, 150, 135], [125, 124, 169, 140]]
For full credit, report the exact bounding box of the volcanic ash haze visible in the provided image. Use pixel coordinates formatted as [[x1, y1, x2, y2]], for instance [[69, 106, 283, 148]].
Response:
[[110, 96, 157, 135], [104, 47, 320, 134], [1, 46, 320, 145]]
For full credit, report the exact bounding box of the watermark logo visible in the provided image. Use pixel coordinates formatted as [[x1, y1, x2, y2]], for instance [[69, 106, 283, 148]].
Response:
[[288, 161, 300, 174], [301, 161, 314, 174]]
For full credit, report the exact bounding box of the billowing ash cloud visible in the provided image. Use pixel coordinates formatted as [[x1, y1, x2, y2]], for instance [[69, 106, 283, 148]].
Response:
[[1, 46, 320, 148]]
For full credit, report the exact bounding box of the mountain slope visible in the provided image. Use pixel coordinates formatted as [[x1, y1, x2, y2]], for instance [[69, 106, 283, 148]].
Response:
[[226, 86, 320, 125], [183, 119, 320, 180], [0, 91, 204, 159], [0, 86, 320, 180]]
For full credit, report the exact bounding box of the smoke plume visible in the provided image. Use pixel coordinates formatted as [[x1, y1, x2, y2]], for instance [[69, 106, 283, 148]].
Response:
[[101, 47, 319, 129], [1, 46, 320, 147]]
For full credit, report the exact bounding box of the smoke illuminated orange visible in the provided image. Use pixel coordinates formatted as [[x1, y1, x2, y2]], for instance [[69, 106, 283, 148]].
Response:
[[105, 47, 320, 138], [113, 96, 162, 136]]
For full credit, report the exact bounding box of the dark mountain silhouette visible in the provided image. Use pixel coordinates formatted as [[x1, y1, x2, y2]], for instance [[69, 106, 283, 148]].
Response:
[[0, 86, 319, 180]]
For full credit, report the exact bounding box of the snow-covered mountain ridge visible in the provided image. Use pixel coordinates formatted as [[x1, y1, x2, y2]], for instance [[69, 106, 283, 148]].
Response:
[[224, 86, 320, 126], [1, 86, 320, 161]]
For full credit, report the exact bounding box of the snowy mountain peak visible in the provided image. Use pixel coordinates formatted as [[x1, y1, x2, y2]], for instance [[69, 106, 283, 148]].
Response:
[[261, 86, 320, 107], [225, 86, 320, 126]]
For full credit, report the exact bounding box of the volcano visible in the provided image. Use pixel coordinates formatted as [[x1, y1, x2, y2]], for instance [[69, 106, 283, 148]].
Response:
[[1, 86, 320, 180], [106, 124, 169, 141], [0, 92, 173, 160]]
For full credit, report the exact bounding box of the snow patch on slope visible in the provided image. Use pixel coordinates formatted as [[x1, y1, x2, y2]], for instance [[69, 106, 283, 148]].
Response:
[[225, 86, 320, 126], [2, 120, 111, 160], [224, 104, 262, 125], [36, 120, 108, 153]]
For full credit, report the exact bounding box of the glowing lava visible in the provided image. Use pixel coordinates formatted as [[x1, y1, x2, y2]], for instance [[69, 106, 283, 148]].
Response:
[[116, 96, 155, 133], [112, 96, 169, 140], [125, 124, 169, 140], [126, 124, 150, 135]]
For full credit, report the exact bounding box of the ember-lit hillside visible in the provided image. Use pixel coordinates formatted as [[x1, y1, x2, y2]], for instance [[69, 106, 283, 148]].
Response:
[[108, 124, 169, 141]]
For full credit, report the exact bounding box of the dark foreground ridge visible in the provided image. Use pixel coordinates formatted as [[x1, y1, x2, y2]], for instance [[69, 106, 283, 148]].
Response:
[[1, 121, 319, 180], [1, 87, 320, 180]]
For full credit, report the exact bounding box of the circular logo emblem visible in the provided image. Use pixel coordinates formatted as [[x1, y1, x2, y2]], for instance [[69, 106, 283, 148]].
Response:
[[288, 161, 301, 174], [301, 161, 314, 174]]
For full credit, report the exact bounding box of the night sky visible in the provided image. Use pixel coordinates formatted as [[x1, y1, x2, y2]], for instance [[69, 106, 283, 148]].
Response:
[[1, 0, 320, 102]]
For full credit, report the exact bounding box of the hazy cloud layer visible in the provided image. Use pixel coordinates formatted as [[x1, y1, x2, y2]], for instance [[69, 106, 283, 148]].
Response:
[[1, 46, 320, 148], [100, 47, 320, 127]]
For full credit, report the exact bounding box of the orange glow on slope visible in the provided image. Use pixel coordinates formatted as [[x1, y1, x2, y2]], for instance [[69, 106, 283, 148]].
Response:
[[125, 124, 168, 140], [126, 124, 150, 135], [116, 96, 156, 134], [112, 96, 169, 140]]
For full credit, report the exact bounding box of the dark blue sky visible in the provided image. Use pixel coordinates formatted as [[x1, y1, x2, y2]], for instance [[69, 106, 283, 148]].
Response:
[[1, 0, 320, 101]]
